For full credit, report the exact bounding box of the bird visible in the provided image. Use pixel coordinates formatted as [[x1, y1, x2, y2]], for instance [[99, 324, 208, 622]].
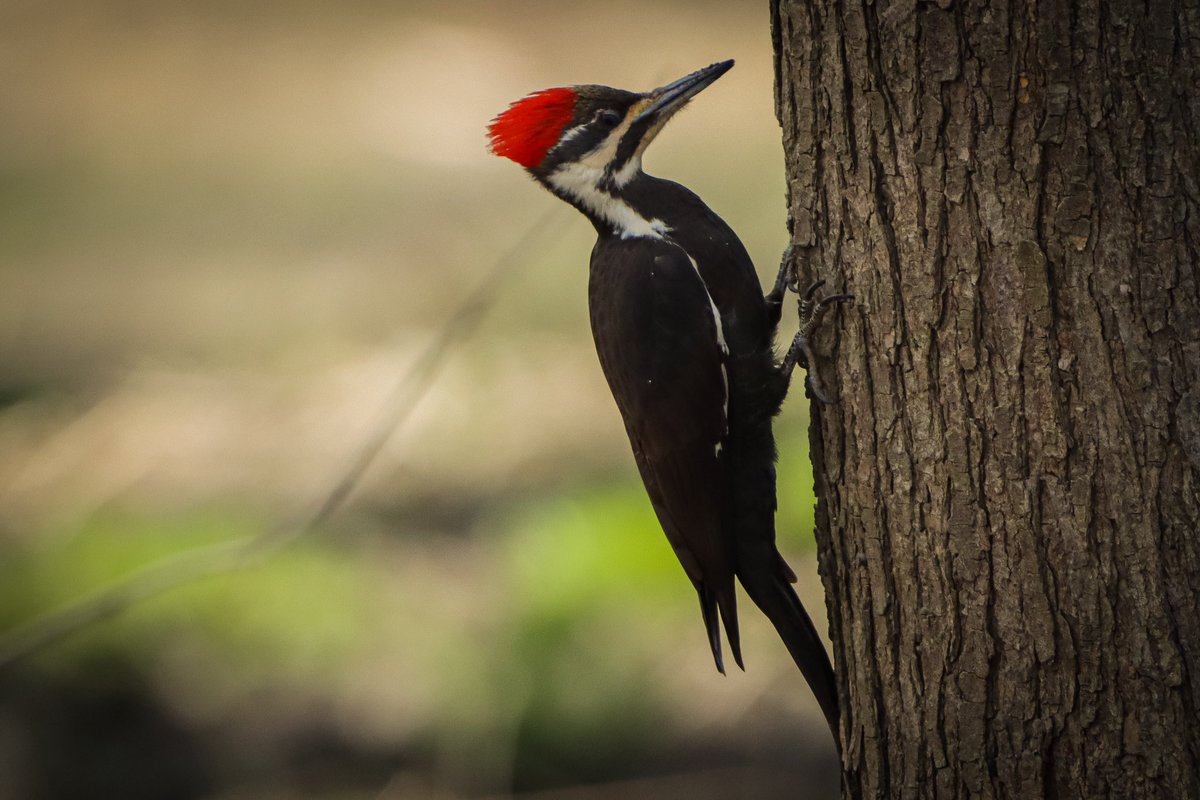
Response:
[[487, 59, 845, 737]]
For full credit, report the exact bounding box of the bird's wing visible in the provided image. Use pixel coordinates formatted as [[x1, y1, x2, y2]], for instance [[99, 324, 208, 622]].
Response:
[[588, 239, 741, 670]]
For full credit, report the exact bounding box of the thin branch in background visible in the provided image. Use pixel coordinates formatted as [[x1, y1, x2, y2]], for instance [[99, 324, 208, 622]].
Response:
[[0, 205, 568, 670]]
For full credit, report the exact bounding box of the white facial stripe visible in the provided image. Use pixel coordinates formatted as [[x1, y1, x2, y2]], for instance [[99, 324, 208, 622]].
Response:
[[546, 122, 589, 158], [574, 99, 645, 173], [548, 162, 668, 239], [545, 98, 663, 236]]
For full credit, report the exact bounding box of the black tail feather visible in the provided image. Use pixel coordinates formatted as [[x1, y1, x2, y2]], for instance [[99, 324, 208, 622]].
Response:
[[697, 584, 725, 674], [717, 583, 744, 671], [697, 582, 744, 674], [737, 560, 839, 737]]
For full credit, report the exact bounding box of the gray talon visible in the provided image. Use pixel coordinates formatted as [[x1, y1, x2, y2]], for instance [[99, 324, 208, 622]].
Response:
[[781, 282, 853, 404]]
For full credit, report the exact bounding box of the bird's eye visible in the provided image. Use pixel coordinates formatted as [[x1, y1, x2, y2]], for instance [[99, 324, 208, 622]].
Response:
[[596, 109, 621, 129]]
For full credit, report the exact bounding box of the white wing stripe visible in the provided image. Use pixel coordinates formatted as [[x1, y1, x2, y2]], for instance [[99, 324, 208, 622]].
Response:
[[682, 251, 729, 436]]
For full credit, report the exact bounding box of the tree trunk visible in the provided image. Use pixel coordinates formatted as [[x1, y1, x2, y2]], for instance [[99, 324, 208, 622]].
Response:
[[770, 0, 1200, 796]]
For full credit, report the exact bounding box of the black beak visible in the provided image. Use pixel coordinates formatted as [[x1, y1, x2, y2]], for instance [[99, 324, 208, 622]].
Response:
[[634, 60, 734, 126]]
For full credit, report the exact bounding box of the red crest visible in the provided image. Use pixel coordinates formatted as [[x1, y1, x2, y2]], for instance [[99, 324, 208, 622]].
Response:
[[487, 88, 578, 168]]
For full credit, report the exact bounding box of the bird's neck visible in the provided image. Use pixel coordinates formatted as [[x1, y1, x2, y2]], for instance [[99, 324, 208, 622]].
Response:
[[545, 162, 671, 240]]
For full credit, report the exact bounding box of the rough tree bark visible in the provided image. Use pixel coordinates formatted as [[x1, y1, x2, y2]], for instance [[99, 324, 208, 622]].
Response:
[[770, 0, 1200, 796]]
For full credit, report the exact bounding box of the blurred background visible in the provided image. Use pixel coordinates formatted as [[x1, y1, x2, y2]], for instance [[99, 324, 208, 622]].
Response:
[[0, 0, 838, 797]]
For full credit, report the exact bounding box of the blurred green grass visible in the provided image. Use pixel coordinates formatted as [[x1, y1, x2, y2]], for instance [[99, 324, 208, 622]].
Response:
[[0, 436, 822, 795]]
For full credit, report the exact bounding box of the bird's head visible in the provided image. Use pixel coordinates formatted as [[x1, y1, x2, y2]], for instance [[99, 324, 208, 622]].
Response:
[[487, 60, 734, 200]]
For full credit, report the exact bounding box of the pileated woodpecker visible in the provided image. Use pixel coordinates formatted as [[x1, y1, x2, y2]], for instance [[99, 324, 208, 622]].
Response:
[[488, 60, 845, 737]]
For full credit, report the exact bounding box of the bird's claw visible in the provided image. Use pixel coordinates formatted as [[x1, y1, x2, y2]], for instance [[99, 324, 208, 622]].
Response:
[[798, 285, 854, 338], [783, 282, 853, 404], [768, 244, 799, 307], [787, 335, 835, 407]]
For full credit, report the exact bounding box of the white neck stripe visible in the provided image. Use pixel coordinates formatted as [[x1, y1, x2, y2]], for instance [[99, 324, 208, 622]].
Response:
[[611, 155, 642, 188], [548, 163, 668, 239]]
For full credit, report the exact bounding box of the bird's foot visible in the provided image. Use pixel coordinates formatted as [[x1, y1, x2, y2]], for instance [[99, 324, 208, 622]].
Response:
[[766, 244, 800, 310], [782, 280, 853, 404]]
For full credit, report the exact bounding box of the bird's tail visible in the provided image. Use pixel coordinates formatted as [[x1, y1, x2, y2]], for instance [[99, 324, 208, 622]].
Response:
[[737, 555, 839, 737], [697, 581, 743, 674]]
